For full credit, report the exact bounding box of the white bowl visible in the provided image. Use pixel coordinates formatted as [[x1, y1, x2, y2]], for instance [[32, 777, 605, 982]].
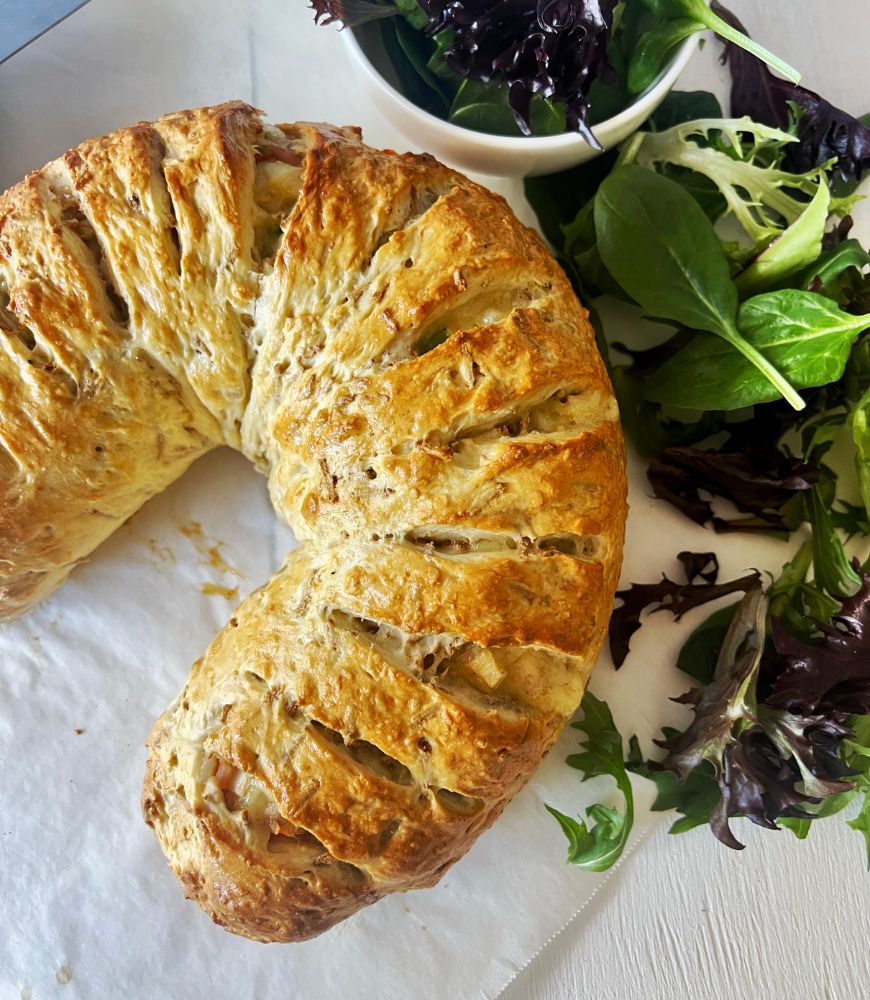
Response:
[[343, 24, 699, 177]]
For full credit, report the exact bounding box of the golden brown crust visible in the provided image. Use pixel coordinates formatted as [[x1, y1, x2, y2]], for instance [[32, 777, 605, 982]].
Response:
[[0, 103, 627, 941]]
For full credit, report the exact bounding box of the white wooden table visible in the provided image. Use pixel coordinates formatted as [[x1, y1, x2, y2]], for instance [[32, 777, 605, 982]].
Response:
[[506, 5, 870, 996], [1, 2, 868, 998]]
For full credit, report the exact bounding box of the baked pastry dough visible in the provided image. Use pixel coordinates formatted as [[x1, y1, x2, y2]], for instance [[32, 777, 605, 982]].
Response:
[[0, 103, 626, 941]]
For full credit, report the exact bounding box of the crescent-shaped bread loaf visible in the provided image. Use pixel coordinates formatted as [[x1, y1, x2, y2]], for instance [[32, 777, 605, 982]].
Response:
[[0, 102, 626, 941]]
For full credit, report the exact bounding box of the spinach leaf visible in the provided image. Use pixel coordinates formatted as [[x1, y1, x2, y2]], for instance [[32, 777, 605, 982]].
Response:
[[643, 291, 870, 411], [449, 79, 566, 137], [610, 367, 725, 458], [646, 90, 722, 131], [524, 150, 619, 253], [593, 166, 736, 333], [586, 79, 628, 127], [594, 166, 804, 409], [547, 693, 634, 872], [638, 0, 799, 83], [425, 28, 456, 81], [528, 96, 567, 137], [449, 86, 518, 136], [735, 180, 831, 295], [380, 21, 449, 117], [563, 200, 626, 297], [587, 0, 642, 122], [393, 0, 428, 29], [627, 18, 703, 95], [394, 18, 455, 107]]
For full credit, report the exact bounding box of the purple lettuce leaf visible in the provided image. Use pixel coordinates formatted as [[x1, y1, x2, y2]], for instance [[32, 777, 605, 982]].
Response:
[[416, 0, 619, 139], [769, 567, 870, 715], [712, 1, 870, 183], [656, 584, 856, 848], [647, 446, 818, 533], [609, 551, 760, 668]]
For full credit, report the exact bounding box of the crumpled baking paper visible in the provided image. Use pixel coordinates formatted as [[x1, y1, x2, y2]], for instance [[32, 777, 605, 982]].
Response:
[[0, 449, 657, 1000]]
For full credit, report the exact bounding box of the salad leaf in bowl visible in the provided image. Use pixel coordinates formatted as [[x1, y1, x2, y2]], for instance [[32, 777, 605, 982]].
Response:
[[313, 0, 797, 176]]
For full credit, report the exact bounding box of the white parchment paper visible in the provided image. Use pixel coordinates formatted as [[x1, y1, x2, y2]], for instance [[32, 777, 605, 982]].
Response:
[[0, 450, 659, 1000]]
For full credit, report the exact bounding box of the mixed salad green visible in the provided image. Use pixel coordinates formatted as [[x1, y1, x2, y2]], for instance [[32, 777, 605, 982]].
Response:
[[312, 0, 797, 142], [526, 20, 870, 866]]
